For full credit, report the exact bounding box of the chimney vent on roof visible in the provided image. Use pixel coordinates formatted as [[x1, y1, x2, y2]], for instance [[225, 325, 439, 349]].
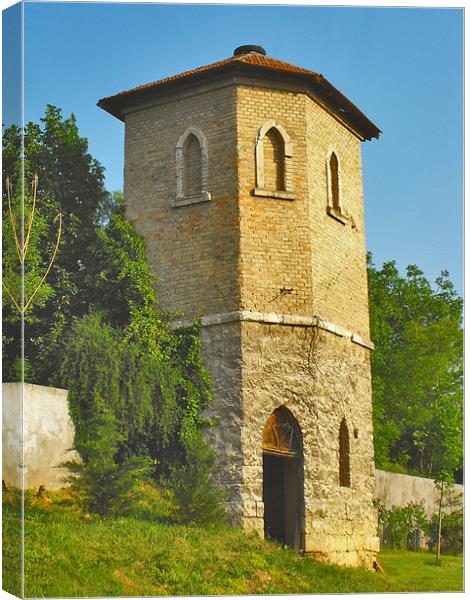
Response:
[[233, 45, 266, 57]]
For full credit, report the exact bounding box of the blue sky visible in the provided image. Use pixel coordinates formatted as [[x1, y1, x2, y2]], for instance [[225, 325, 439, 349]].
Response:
[[4, 2, 464, 294]]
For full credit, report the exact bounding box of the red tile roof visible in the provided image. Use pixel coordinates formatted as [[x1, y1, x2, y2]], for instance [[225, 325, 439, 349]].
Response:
[[98, 52, 380, 140]]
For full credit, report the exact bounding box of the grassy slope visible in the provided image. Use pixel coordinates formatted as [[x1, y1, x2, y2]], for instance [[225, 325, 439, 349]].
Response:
[[2, 488, 463, 597]]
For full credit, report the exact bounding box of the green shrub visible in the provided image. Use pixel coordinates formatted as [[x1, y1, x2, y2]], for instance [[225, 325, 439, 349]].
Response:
[[374, 499, 428, 550], [165, 431, 226, 525], [59, 312, 212, 478], [63, 401, 153, 516]]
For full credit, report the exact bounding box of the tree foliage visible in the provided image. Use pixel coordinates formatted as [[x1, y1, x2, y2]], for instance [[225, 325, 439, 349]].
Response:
[[374, 499, 428, 550], [165, 431, 227, 525], [3, 107, 215, 493], [2, 107, 112, 383], [2, 167, 64, 380], [58, 311, 212, 476], [428, 487, 463, 555], [367, 254, 463, 480]]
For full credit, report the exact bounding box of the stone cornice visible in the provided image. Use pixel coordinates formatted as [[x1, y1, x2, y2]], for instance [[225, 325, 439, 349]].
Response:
[[172, 311, 374, 350]]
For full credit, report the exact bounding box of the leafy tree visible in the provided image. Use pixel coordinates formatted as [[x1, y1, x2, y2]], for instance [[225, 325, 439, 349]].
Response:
[[2, 106, 111, 383], [374, 499, 428, 550], [2, 168, 63, 380], [367, 254, 463, 480], [3, 107, 111, 280], [3, 106, 217, 500], [428, 486, 463, 556]]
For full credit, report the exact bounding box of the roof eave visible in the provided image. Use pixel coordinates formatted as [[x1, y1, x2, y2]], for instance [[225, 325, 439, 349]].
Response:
[[97, 61, 381, 140], [235, 62, 381, 141], [97, 62, 238, 122]]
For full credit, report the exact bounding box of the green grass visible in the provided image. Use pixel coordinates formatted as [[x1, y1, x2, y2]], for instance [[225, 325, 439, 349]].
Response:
[[378, 549, 464, 592], [2, 487, 464, 597]]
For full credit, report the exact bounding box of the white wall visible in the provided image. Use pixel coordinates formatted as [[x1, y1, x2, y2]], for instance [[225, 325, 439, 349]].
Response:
[[2, 382, 79, 490], [375, 469, 463, 517]]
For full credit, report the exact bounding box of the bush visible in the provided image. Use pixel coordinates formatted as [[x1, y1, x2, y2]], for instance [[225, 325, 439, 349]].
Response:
[[374, 499, 428, 550], [59, 312, 212, 478], [63, 401, 153, 516], [165, 431, 226, 525]]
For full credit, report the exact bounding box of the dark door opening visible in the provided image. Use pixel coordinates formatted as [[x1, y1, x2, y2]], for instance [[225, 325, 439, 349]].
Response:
[[263, 452, 301, 548], [263, 454, 285, 543], [262, 407, 304, 549]]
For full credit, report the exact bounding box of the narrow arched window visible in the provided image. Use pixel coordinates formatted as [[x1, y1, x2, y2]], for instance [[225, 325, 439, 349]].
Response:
[[339, 418, 351, 487], [329, 152, 340, 211], [174, 126, 210, 207], [264, 128, 285, 191], [183, 133, 202, 196], [253, 120, 294, 200]]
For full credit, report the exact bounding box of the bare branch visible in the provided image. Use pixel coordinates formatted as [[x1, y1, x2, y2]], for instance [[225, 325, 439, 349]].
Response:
[[24, 211, 62, 313], [2, 281, 22, 314], [6, 177, 23, 262], [23, 173, 38, 261]]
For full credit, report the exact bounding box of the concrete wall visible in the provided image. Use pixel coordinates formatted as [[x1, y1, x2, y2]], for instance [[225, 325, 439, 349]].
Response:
[[374, 469, 463, 517], [2, 383, 78, 490]]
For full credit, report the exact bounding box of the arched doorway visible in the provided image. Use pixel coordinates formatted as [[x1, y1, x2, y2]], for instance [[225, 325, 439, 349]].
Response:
[[262, 407, 304, 549]]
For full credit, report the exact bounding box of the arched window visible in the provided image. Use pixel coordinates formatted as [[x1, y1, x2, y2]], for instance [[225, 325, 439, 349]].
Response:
[[183, 133, 202, 196], [174, 126, 210, 207], [253, 121, 295, 200], [329, 152, 340, 211], [339, 418, 351, 488], [263, 128, 285, 191], [326, 150, 348, 223]]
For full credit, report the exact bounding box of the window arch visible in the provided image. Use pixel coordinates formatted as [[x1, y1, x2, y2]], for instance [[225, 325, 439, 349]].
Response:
[[339, 418, 351, 488], [174, 126, 210, 207], [262, 406, 303, 458], [328, 152, 340, 211], [263, 128, 285, 191], [183, 133, 202, 196], [253, 121, 295, 200]]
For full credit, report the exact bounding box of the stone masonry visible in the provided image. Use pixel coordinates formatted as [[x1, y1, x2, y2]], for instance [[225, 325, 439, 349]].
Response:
[[99, 45, 381, 568]]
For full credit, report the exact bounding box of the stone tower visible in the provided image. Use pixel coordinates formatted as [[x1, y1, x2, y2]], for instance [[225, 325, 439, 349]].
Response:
[[98, 45, 381, 568]]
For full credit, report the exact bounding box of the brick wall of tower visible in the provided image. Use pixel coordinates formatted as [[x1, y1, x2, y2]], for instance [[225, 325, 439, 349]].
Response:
[[235, 81, 371, 341], [124, 82, 240, 319], [234, 80, 377, 566], [305, 96, 371, 340], [236, 85, 314, 315], [122, 69, 378, 568]]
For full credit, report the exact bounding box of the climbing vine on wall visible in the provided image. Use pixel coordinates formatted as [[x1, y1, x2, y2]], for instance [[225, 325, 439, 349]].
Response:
[[302, 317, 324, 384]]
